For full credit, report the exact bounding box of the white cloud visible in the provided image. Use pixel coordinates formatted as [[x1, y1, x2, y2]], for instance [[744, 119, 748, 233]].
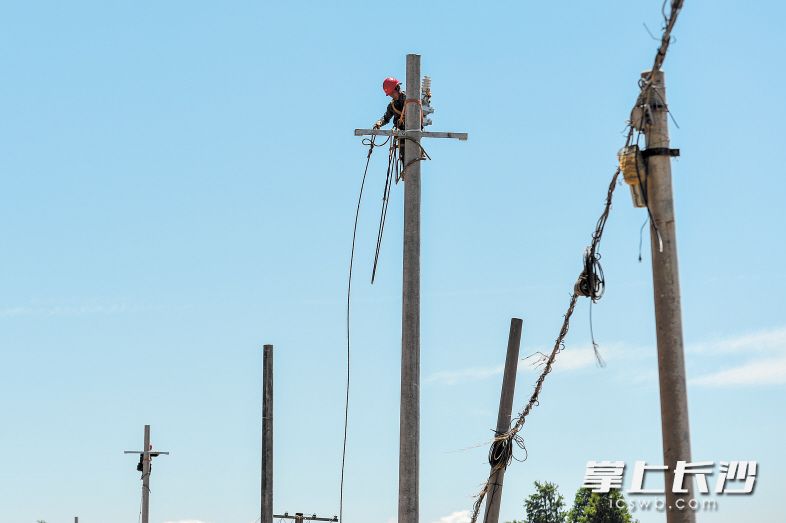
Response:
[[0, 303, 129, 317], [690, 355, 786, 387], [689, 326, 786, 354], [425, 326, 786, 388], [548, 345, 606, 371], [425, 344, 620, 386], [426, 365, 504, 385], [689, 326, 786, 387], [431, 510, 471, 523]]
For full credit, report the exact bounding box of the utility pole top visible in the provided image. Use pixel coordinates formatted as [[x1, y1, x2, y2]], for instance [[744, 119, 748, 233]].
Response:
[[124, 425, 169, 523]]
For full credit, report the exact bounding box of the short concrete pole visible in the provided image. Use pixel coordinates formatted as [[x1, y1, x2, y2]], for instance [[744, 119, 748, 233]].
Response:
[[483, 318, 523, 523], [399, 52, 421, 523], [262, 344, 274, 523], [643, 70, 695, 523], [141, 425, 151, 523]]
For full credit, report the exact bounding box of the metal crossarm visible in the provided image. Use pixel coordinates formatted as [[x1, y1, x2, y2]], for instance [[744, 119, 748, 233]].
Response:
[[274, 513, 338, 522], [354, 128, 468, 141]]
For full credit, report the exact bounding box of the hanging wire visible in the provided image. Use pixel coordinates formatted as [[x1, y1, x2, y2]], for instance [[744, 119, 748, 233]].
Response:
[[371, 137, 400, 283], [137, 486, 143, 523], [342, 127, 433, 522], [342, 134, 387, 523], [371, 134, 430, 283], [638, 216, 649, 262]]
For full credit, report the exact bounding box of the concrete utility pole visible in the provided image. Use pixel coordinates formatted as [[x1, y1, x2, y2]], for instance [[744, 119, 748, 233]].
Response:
[[124, 425, 169, 523], [398, 53, 422, 523], [262, 344, 274, 523], [642, 70, 695, 523], [483, 318, 523, 523], [355, 53, 468, 523]]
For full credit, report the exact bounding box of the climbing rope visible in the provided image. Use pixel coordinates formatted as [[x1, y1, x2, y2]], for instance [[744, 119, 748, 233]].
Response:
[[468, 2, 685, 521]]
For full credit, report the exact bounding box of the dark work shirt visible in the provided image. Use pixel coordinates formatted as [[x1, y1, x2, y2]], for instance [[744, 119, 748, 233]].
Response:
[[379, 93, 407, 129]]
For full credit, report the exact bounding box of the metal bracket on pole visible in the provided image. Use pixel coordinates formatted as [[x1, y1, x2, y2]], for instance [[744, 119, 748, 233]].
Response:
[[642, 147, 680, 158]]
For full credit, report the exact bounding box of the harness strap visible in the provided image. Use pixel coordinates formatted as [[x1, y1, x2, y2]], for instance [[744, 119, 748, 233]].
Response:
[[389, 100, 404, 127]]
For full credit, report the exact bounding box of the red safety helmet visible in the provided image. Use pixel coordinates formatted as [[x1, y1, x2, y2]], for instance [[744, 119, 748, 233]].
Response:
[[382, 77, 401, 96]]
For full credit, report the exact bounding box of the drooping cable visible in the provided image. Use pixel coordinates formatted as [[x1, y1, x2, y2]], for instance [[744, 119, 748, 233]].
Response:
[[341, 135, 386, 522]]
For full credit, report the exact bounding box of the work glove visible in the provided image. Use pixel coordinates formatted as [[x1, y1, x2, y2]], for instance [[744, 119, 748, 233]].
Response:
[[372, 121, 382, 130]]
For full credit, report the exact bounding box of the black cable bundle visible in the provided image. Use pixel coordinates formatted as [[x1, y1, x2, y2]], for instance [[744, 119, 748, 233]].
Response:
[[575, 246, 605, 301]]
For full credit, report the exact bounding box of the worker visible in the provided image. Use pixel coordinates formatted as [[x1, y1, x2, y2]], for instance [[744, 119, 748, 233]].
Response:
[[373, 77, 407, 164], [136, 444, 161, 473], [373, 77, 406, 131]]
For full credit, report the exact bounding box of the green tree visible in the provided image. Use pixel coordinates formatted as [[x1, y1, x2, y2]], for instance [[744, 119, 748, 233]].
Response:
[[567, 488, 637, 523], [567, 488, 592, 522], [524, 481, 567, 523]]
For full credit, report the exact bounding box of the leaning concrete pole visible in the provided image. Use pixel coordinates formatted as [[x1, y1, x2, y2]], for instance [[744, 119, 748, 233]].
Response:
[[141, 425, 151, 523], [262, 344, 274, 523], [399, 53, 421, 523], [483, 318, 523, 523], [643, 70, 695, 523]]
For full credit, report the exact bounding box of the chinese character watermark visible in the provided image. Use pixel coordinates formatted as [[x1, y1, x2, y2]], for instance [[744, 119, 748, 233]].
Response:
[[581, 460, 758, 495]]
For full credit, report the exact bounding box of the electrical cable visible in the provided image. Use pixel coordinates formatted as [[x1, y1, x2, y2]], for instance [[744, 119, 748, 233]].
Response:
[[638, 216, 649, 262], [343, 130, 431, 522], [341, 135, 385, 523], [371, 135, 430, 283], [371, 137, 400, 283]]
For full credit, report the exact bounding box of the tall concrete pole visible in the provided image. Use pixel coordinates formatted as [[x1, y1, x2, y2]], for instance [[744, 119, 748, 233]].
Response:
[[483, 318, 523, 523], [141, 424, 151, 523], [643, 70, 695, 523], [262, 344, 274, 523], [399, 53, 421, 523]]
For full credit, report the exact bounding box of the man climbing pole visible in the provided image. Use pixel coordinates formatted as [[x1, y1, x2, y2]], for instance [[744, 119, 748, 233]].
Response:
[[373, 77, 406, 130], [373, 77, 407, 164]]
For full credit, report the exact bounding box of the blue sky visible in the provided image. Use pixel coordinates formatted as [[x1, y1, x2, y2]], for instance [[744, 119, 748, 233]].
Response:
[[1, 1, 784, 523]]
